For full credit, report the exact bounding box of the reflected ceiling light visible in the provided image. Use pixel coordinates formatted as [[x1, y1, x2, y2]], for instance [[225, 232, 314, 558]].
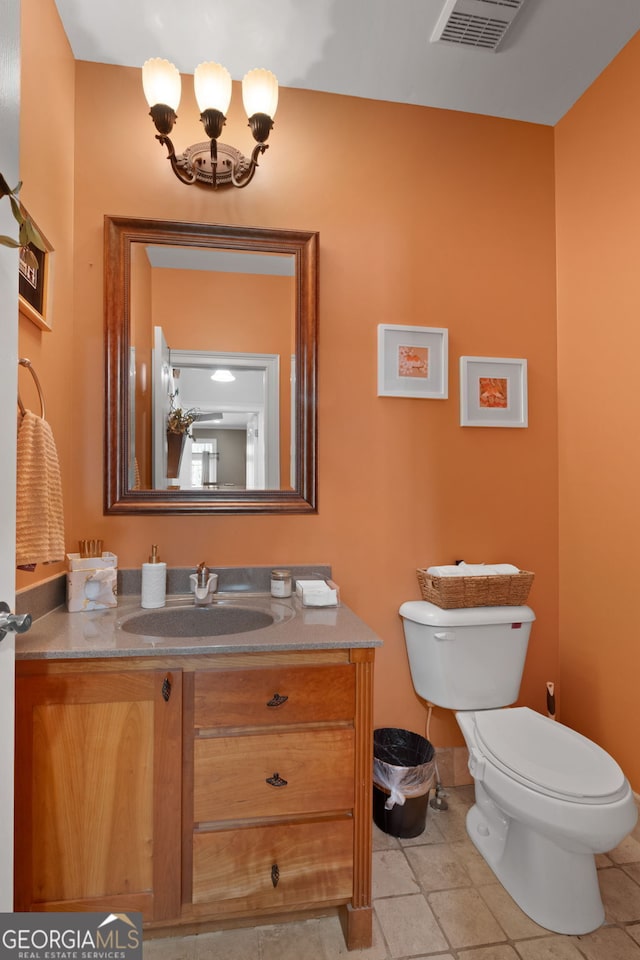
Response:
[[142, 58, 278, 189], [211, 369, 236, 382]]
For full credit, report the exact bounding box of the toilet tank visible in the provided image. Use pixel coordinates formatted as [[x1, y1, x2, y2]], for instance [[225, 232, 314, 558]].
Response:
[[399, 601, 535, 710]]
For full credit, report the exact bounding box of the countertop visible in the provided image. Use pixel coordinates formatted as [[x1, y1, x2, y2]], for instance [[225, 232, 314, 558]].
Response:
[[15, 593, 383, 660]]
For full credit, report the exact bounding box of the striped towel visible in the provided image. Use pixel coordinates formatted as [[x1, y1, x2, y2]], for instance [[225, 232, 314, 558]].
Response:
[[16, 410, 65, 569]]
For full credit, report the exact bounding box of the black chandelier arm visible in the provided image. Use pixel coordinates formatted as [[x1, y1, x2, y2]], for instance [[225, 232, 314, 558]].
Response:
[[156, 134, 198, 185], [210, 137, 219, 190], [229, 143, 268, 189]]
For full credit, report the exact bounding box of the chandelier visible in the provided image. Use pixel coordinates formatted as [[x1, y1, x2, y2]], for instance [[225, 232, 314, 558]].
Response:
[[142, 58, 278, 189]]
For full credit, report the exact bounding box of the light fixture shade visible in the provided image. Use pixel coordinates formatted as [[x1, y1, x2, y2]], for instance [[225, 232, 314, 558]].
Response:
[[242, 68, 279, 119], [211, 369, 236, 382], [194, 62, 232, 115], [142, 58, 181, 110]]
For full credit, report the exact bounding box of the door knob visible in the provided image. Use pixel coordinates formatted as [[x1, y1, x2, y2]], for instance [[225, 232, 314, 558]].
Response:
[[0, 601, 32, 642]]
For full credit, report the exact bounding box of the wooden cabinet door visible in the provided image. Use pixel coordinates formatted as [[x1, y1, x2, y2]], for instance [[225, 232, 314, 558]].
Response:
[[15, 666, 182, 921]]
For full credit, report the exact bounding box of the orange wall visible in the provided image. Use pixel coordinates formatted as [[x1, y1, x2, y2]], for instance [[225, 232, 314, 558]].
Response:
[[19, 1, 559, 749], [556, 32, 640, 787], [17, 0, 75, 591]]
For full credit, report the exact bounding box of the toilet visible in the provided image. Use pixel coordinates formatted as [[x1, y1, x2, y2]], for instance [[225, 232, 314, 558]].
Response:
[[399, 600, 638, 935]]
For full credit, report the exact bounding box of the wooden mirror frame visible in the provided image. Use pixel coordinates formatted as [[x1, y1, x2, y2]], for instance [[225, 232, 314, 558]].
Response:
[[104, 216, 318, 514]]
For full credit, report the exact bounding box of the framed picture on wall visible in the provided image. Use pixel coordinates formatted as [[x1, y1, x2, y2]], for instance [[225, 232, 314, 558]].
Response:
[[377, 324, 448, 399], [18, 212, 53, 332], [460, 356, 528, 427]]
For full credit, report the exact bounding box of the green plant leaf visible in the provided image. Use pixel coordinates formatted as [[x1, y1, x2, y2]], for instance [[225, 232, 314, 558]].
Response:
[[24, 217, 46, 251], [10, 196, 24, 224]]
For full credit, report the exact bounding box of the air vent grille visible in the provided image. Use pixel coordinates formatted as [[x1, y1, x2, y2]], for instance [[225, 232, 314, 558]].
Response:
[[431, 0, 528, 51]]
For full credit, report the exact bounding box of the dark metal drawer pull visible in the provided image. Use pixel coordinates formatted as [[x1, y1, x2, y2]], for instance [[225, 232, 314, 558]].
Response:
[[267, 693, 288, 707], [162, 676, 172, 702], [271, 863, 280, 887], [266, 772, 288, 787]]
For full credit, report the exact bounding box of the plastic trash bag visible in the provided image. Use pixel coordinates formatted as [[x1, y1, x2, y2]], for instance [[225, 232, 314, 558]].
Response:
[[373, 727, 436, 810]]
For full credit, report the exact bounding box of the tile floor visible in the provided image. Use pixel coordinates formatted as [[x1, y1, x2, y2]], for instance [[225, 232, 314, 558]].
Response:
[[144, 785, 640, 960]]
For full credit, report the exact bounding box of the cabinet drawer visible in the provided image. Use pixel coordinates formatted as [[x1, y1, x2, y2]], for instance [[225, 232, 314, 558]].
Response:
[[194, 728, 354, 822], [192, 817, 353, 908], [194, 664, 355, 728]]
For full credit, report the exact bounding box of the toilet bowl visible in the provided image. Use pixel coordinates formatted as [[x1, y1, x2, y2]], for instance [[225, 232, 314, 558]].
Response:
[[399, 600, 638, 935], [457, 706, 637, 934]]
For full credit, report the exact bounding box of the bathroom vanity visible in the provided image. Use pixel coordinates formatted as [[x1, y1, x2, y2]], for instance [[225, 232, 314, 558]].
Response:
[[14, 589, 380, 951]]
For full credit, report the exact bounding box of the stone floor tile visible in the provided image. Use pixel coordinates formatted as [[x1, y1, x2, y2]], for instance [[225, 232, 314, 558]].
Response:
[[259, 918, 327, 960], [399, 810, 446, 846], [596, 853, 613, 867], [374, 894, 449, 957], [143, 936, 196, 960], [627, 923, 640, 946], [428, 887, 506, 949], [477, 883, 548, 940], [623, 863, 640, 885], [600, 867, 640, 922], [571, 924, 640, 959], [609, 834, 640, 865], [450, 838, 497, 885], [513, 936, 586, 959], [429, 806, 470, 842], [372, 848, 420, 899], [372, 821, 401, 851], [458, 947, 521, 960], [405, 842, 472, 891], [194, 927, 259, 960]]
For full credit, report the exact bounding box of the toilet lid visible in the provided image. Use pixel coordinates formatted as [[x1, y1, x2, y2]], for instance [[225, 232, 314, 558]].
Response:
[[473, 707, 627, 802]]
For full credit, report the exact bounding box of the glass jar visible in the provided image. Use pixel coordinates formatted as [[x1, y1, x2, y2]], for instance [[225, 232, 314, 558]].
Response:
[[270, 569, 292, 598]]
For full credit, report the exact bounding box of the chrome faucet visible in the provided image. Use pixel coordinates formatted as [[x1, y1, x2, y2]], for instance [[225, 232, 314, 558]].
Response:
[[190, 562, 218, 605]]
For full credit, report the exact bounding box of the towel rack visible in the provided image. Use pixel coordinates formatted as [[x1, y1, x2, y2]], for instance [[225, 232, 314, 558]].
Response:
[[18, 358, 46, 420]]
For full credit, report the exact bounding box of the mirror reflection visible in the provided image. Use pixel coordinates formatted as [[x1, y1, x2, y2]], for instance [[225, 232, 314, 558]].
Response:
[[105, 217, 317, 514]]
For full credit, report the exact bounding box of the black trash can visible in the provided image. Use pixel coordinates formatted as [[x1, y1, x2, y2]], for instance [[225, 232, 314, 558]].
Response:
[[373, 727, 435, 838]]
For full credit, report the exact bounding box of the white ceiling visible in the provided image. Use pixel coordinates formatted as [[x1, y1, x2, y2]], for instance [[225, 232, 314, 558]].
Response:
[[53, 0, 640, 126]]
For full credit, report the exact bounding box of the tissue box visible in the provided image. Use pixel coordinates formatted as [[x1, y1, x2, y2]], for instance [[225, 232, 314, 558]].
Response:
[[295, 579, 340, 607], [66, 552, 118, 612]]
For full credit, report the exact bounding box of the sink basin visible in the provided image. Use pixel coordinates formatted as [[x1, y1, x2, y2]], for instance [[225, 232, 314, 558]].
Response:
[[121, 604, 275, 638]]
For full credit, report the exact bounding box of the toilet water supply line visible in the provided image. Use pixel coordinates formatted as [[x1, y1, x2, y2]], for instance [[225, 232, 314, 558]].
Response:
[[425, 702, 449, 811]]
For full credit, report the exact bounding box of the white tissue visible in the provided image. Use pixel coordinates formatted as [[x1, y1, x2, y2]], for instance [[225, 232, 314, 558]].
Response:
[[427, 562, 521, 577], [296, 579, 339, 606]]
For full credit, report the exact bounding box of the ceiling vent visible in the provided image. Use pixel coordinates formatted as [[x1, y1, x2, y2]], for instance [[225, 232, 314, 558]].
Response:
[[431, 0, 528, 51]]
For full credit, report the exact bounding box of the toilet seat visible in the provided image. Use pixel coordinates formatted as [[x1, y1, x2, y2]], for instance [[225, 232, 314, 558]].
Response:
[[471, 707, 628, 804]]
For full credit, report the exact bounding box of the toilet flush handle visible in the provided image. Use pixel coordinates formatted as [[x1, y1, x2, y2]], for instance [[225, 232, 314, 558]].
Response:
[[434, 631, 456, 641]]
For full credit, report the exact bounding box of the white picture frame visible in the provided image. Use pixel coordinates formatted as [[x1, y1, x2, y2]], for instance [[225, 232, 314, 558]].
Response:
[[377, 324, 448, 399], [460, 356, 528, 428]]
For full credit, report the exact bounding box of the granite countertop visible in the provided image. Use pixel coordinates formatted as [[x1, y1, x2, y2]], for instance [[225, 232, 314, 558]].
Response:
[[15, 592, 383, 660]]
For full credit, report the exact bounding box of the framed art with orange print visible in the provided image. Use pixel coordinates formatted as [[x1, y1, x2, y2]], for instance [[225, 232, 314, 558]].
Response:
[[377, 324, 448, 399], [460, 356, 528, 427], [18, 212, 53, 332]]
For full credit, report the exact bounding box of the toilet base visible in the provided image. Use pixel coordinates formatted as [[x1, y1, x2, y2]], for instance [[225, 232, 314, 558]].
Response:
[[467, 802, 605, 935]]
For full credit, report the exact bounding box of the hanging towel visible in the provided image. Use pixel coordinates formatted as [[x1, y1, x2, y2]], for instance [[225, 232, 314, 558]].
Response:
[[16, 409, 65, 569]]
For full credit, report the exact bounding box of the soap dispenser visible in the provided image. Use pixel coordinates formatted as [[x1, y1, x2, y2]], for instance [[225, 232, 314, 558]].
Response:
[[141, 544, 167, 609]]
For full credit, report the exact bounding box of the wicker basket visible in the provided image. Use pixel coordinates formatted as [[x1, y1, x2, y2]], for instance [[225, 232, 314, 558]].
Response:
[[416, 568, 534, 609]]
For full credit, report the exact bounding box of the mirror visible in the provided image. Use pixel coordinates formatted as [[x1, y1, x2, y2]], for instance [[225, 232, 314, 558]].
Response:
[[105, 216, 318, 514]]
